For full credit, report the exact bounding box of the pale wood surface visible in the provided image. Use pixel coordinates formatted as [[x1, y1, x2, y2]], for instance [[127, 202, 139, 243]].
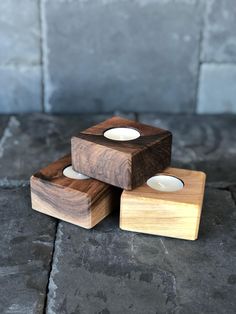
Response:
[[120, 167, 206, 240]]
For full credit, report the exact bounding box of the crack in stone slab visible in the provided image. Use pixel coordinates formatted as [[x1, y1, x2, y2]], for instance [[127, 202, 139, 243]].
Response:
[[229, 186, 236, 206], [44, 221, 62, 314], [205, 185, 236, 207]]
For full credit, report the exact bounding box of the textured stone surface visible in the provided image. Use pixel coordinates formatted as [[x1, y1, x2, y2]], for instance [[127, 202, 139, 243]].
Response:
[[1, 113, 235, 185], [139, 114, 236, 186], [44, 0, 202, 113], [202, 0, 236, 62], [0, 117, 10, 177], [197, 64, 236, 113], [0, 0, 40, 65], [0, 113, 134, 181], [229, 186, 236, 204], [1, 0, 236, 114], [0, 116, 9, 138], [46, 188, 236, 314], [139, 113, 236, 162], [0, 114, 236, 313], [0, 66, 42, 113], [0, 186, 56, 313]]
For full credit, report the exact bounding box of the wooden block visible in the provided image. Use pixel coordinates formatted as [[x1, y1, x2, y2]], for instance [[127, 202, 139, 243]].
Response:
[[30, 155, 120, 229], [120, 167, 206, 240], [71, 116, 172, 190]]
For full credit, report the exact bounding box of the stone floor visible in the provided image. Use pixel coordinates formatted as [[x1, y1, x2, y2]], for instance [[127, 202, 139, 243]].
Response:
[[0, 113, 235, 314]]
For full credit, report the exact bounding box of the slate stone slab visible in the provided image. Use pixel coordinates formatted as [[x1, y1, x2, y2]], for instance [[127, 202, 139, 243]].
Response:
[[0, 116, 10, 180], [202, 0, 236, 62], [0, 113, 134, 182], [46, 188, 236, 314], [46, 216, 177, 314], [44, 0, 202, 113], [0, 113, 235, 313], [0, 186, 56, 314], [0, 66, 42, 113], [139, 114, 236, 186], [197, 64, 236, 113], [0, 113, 235, 185], [229, 184, 236, 197], [166, 188, 236, 314], [0, 0, 40, 65], [0, 116, 9, 138]]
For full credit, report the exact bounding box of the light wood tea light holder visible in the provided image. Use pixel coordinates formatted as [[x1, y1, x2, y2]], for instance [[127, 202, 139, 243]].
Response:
[[120, 167, 206, 240], [30, 155, 120, 228], [71, 116, 172, 190]]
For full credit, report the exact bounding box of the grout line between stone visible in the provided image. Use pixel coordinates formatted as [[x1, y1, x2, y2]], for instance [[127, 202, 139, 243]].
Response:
[[0, 63, 41, 68], [43, 219, 60, 314], [194, 0, 206, 114], [199, 61, 236, 66], [39, 0, 45, 112]]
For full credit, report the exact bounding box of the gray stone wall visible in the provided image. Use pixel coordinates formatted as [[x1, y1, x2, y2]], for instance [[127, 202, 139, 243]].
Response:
[[0, 0, 235, 114]]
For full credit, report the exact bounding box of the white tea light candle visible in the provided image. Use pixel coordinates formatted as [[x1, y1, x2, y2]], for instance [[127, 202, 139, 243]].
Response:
[[147, 175, 184, 192], [63, 166, 90, 180], [104, 127, 140, 141]]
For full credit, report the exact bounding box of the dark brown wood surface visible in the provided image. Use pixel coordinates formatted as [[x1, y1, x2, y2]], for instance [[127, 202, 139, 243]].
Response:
[[31, 155, 120, 228], [72, 116, 172, 189]]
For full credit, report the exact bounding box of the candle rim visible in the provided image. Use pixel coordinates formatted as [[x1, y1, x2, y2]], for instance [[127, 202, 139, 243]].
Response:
[[103, 126, 141, 141], [146, 174, 184, 192], [63, 165, 90, 180]]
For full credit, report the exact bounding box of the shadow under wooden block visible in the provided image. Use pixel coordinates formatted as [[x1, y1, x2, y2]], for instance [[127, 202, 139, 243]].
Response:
[[120, 167, 206, 240], [30, 155, 121, 229], [71, 116, 172, 190]]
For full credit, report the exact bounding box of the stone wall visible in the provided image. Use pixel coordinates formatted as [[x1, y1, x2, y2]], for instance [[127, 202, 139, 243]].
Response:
[[0, 0, 235, 113]]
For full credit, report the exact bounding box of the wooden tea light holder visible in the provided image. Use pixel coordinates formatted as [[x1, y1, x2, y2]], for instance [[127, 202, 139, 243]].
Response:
[[71, 116, 172, 190], [120, 167, 206, 240], [30, 155, 120, 228]]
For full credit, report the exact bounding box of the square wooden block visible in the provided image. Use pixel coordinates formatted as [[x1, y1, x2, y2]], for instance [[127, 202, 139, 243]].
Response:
[[30, 155, 120, 229], [120, 167, 206, 240], [71, 116, 172, 190]]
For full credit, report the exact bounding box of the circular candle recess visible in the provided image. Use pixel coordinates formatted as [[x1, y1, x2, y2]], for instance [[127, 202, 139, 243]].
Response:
[[104, 127, 140, 141], [63, 166, 90, 180], [146, 175, 184, 192]]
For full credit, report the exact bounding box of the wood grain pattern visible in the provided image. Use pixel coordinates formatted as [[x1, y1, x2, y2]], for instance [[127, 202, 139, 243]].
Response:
[[120, 167, 206, 240], [71, 116, 172, 190], [30, 155, 120, 228]]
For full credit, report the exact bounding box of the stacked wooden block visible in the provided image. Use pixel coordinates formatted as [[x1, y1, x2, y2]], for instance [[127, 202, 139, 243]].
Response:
[[30, 116, 206, 240]]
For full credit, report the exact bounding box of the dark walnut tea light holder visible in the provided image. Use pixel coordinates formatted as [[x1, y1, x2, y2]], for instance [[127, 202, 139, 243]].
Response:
[[71, 116, 172, 190], [30, 155, 121, 229]]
